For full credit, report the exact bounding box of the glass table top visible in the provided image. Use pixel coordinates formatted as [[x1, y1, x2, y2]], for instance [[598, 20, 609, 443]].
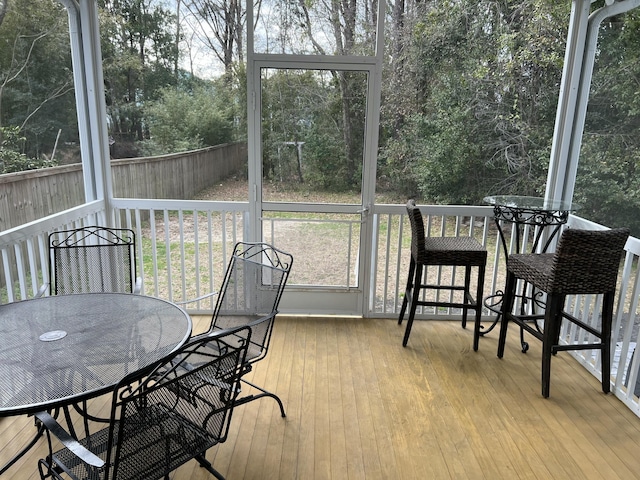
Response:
[[483, 195, 580, 212]]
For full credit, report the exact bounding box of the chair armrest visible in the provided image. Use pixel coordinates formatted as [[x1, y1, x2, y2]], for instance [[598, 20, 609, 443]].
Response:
[[246, 312, 277, 329], [34, 411, 105, 468], [174, 291, 218, 306]]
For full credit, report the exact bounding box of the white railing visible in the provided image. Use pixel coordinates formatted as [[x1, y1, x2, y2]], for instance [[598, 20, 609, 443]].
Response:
[[0, 200, 108, 302], [1, 198, 639, 415], [370, 204, 495, 316], [112, 198, 248, 312], [565, 215, 640, 416]]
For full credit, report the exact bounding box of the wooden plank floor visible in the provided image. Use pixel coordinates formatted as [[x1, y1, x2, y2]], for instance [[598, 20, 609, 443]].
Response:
[[2, 315, 640, 479]]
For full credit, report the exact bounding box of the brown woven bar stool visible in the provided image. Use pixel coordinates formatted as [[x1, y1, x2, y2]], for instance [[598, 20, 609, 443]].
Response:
[[398, 200, 487, 347], [497, 227, 630, 397]]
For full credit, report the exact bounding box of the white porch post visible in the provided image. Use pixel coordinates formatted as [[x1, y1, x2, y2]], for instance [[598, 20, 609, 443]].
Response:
[[59, 0, 114, 212], [545, 0, 590, 204], [245, 0, 259, 244], [546, 0, 640, 205]]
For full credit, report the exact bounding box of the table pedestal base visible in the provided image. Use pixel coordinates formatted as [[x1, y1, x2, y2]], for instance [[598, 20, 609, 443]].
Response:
[[481, 290, 545, 352]]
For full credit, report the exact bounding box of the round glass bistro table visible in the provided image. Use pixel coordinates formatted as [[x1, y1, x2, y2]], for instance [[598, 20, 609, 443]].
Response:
[[483, 195, 580, 258], [480, 195, 580, 343], [0, 292, 192, 473]]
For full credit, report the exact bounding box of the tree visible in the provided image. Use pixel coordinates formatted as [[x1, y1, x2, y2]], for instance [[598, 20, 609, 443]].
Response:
[[0, 0, 75, 160], [0, 0, 8, 27], [291, 0, 372, 188], [182, 0, 246, 79], [478, 0, 567, 195], [574, 10, 640, 234], [378, 0, 568, 203], [1, 126, 56, 172], [143, 79, 236, 154], [100, 0, 179, 148]]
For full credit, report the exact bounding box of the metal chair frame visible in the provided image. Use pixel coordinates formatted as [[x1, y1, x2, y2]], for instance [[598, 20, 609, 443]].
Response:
[[47, 226, 140, 295], [199, 242, 293, 417], [36, 326, 251, 480]]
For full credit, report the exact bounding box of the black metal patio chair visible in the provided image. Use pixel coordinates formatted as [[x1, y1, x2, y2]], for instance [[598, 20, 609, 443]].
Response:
[[42, 226, 141, 296], [3, 225, 142, 473], [35, 326, 251, 480], [497, 227, 630, 397], [41, 226, 143, 427], [192, 242, 293, 417]]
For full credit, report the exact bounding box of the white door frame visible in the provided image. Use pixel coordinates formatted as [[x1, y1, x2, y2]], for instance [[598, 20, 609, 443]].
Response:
[[245, 0, 385, 315]]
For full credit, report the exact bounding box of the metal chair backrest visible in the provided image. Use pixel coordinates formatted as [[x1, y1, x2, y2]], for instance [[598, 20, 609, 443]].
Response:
[[96, 327, 250, 479], [49, 226, 137, 295], [549, 227, 629, 294], [210, 242, 293, 365]]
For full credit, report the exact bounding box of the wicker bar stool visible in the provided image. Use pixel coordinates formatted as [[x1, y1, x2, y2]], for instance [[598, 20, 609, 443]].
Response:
[[398, 200, 487, 347], [497, 227, 630, 397]]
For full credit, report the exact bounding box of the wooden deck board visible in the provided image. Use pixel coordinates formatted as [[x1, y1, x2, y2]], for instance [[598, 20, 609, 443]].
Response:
[[479, 333, 601, 479], [2, 315, 640, 480]]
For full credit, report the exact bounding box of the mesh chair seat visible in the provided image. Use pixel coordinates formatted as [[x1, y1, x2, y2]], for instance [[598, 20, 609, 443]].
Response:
[[398, 200, 487, 348], [497, 227, 630, 397]]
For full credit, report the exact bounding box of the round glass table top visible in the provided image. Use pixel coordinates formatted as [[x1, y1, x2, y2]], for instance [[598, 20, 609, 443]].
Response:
[[483, 195, 579, 212]]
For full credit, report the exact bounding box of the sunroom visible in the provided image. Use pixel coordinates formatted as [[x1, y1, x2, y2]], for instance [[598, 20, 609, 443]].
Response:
[[2, 0, 640, 477]]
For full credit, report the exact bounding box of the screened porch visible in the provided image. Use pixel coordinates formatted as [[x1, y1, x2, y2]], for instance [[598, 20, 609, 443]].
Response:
[[2, 0, 640, 476]]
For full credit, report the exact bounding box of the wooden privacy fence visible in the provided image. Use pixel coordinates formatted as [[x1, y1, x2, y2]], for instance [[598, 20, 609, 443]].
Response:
[[0, 142, 247, 232]]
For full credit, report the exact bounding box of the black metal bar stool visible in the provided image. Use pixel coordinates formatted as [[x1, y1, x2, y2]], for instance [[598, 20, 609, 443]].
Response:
[[497, 227, 630, 397], [398, 200, 487, 347]]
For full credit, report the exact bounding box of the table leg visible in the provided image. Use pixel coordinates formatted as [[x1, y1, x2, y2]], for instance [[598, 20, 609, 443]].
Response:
[[479, 291, 504, 336], [480, 283, 546, 348]]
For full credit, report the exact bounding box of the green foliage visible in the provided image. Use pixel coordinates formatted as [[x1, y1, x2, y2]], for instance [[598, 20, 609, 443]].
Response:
[[143, 82, 234, 154], [0, 0, 76, 158], [575, 10, 640, 235], [261, 69, 366, 192], [379, 111, 499, 203], [100, 0, 179, 143], [379, 0, 568, 204], [2, 0, 640, 242], [0, 126, 57, 173], [576, 137, 640, 233], [303, 132, 350, 191]]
